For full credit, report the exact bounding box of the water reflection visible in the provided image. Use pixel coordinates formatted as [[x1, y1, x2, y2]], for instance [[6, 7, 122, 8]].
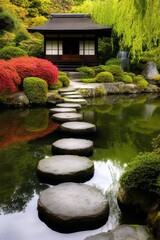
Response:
[[0, 94, 160, 239]]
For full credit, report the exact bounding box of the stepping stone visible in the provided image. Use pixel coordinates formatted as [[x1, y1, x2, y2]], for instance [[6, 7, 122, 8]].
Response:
[[64, 98, 87, 105], [58, 87, 77, 94], [61, 91, 80, 96], [49, 107, 77, 114], [52, 113, 83, 122], [64, 95, 83, 99], [52, 138, 93, 156], [84, 224, 154, 240], [37, 155, 94, 184], [56, 103, 82, 109], [61, 121, 96, 134], [38, 182, 109, 233]]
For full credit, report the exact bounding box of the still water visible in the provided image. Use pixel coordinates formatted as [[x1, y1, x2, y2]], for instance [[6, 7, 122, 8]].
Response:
[[0, 94, 160, 240]]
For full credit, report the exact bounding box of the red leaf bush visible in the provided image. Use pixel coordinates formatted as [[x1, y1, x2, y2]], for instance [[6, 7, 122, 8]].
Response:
[[0, 60, 21, 94], [9, 56, 58, 86]]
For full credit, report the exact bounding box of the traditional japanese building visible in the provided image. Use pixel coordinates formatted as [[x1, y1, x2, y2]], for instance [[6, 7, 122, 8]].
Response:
[[28, 14, 112, 70]]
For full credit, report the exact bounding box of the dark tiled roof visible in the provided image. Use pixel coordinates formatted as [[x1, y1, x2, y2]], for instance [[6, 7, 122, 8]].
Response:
[[28, 14, 111, 33]]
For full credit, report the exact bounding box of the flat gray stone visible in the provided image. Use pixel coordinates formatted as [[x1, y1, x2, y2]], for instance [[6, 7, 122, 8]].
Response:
[[52, 113, 83, 122], [56, 103, 82, 109], [58, 87, 77, 94], [38, 182, 109, 233], [64, 95, 83, 99], [64, 98, 87, 105], [37, 155, 94, 184], [49, 107, 77, 114], [61, 121, 96, 134], [84, 224, 154, 240], [52, 138, 93, 156], [61, 91, 80, 96]]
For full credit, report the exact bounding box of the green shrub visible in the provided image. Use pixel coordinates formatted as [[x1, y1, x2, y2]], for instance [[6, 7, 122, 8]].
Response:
[[77, 66, 95, 78], [105, 58, 122, 66], [126, 72, 136, 79], [49, 80, 63, 90], [152, 134, 160, 154], [81, 78, 96, 83], [120, 152, 160, 196], [151, 75, 160, 81], [58, 71, 67, 76], [92, 65, 108, 75], [0, 11, 15, 33], [15, 29, 30, 46], [23, 77, 48, 104], [122, 75, 133, 83], [133, 75, 149, 88], [58, 75, 70, 87], [96, 71, 114, 83], [0, 46, 27, 60], [105, 65, 124, 81]]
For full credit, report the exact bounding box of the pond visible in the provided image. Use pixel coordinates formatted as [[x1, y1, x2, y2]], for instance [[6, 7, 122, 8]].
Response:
[[0, 93, 160, 240]]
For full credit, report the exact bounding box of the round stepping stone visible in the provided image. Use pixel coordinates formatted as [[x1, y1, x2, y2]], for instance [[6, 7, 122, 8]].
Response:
[[52, 113, 83, 122], [61, 91, 80, 96], [58, 87, 77, 94], [64, 95, 83, 99], [37, 155, 94, 184], [61, 121, 96, 134], [49, 107, 77, 114], [52, 138, 93, 156], [56, 103, 81, 109], [84, 224, 154, 240], [64, 98, 87, 105], [38, 182, 109, 233]]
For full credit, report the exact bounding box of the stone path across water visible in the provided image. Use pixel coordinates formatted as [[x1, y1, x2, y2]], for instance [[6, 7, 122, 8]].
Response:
[[60, 121, 96, 134], [37, 155, 94, 184], [38, 182, 109, 233], [56, 103, 82, 109], [49, 107, 77, 114], [64, 98, 87, 105], [52, 112, 83, 122], [52, 138, 93, 156], [64, 94, 83, 99]]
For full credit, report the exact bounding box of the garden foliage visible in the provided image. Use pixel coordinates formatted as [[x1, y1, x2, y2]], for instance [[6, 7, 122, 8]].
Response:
[[0, 59, 21, 94], [120, 152, 160, 196], [9, 56, 58, 86], [58, 75, 70, 87], [96, 71, 114, 83], [77, 66, 95, 78], [0, 46, 27, 60], [23, 77, 48, 104]]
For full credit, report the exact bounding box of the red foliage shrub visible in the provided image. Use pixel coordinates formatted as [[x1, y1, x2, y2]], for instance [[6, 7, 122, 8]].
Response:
[[9, 56, 58, 86], [0, 60, 21, 94]]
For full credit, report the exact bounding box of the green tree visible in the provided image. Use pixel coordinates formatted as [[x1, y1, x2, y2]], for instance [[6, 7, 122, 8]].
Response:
[[0, 10, 15, 33]]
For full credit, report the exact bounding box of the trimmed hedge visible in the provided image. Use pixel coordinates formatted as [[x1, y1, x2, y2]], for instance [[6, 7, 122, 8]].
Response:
[[105, 65, 124, 81], [0, 59, 21, 94], [9, 56, 58, 86], [122, 75, 133, 83], [0, 46, 27, 60], [77, 66, 95, 78], [58, 75, 70, 87], [96, 71, 114, 83], [105, 58, 121, 66], [120, 152, 160, 196], [133, 75, 149, 88], [23, 77, 48, 104], [49, 80, 63, 90]]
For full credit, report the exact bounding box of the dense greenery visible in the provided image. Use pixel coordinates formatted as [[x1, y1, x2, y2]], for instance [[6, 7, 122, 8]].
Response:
[[23, 77, 48, 104], [96, 71, 114, 83], [0, 46, 27, 60], [120, 152, 160, 196]]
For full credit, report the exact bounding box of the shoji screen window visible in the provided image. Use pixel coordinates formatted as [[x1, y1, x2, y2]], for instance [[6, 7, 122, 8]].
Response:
[[46, 40, 62, 55], [79, 40, 95, 55]]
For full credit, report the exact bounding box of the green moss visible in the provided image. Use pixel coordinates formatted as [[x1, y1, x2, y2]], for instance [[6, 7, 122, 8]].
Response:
[[92, 65, 107, 74], [81, 78, 96, 83], [133, 75, 149, 88], [95, 87, 105, 96], [0, 46, 27, 60], [58, 71, 67, 76], [122, 74, 133, 83], [120, 152, 160, 196], [104, 64, 124, 81], [151, 75, 160, 81], [105, 58, 122, 66], [23, 77, 48, 104], [77, 66, 95, 78], [58, 75, 70, 87], [49, 80, 63, 90], [96, 71, 114, 83]]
